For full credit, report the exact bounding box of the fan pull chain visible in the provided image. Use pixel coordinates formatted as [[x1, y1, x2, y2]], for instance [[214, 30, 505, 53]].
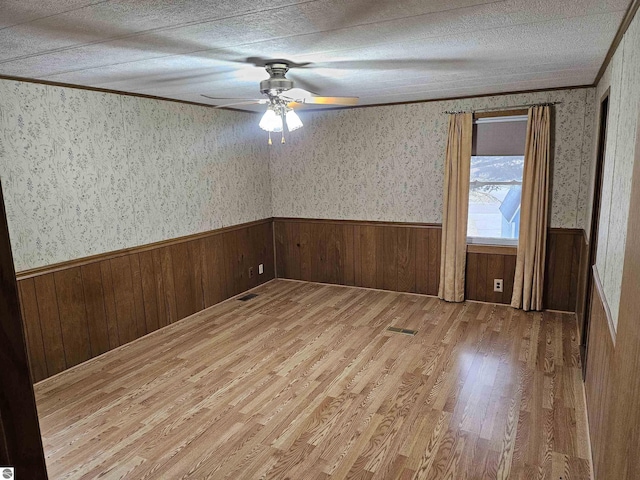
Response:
[[268, 131, 272, 145], [281, 130, 285, 144]]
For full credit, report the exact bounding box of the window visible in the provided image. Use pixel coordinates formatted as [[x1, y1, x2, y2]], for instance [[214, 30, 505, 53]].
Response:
[[467, 114, 527, 245]]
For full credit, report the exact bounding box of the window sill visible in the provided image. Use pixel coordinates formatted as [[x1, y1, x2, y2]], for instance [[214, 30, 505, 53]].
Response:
[[466, 244, 518, 256], [467, 236, 518, 246]]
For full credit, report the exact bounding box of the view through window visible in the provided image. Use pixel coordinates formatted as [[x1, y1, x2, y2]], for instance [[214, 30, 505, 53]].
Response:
[[468, 114, 527, 244], [468, 155, 525, 242]]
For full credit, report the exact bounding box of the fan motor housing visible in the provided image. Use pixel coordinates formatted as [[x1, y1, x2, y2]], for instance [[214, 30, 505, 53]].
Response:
[[260, 62, 294, 95]]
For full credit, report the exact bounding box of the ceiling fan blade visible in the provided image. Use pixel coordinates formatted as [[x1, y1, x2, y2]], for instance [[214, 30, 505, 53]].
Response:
[[280, 88, 316, 100], [199, 96, 268, 108], [293, 96, 359, 106], [287, 74, 323, 95], [201, 95, 264, 101], [212, 100, 269, 109]]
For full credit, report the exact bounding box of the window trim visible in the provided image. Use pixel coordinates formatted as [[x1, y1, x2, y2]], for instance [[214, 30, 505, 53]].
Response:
[[467, 244, 517, 255], [466, 236, 519, 247], [467, 104, 526, 243], [469, 180, 523, 187]]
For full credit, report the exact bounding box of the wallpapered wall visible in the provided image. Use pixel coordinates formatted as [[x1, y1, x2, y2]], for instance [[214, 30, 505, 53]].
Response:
[[0, 80, 271, 272], [269, 88, 596, 231], [593, 11, 640, 329]]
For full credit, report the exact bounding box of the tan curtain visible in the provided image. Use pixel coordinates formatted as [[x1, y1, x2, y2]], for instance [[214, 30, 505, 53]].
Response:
[[439, 113, 472, 302], [511, 106, 551, 311]]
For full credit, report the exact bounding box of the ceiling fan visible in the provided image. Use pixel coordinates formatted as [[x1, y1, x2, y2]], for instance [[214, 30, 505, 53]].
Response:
[[201, 61, 359, 144]]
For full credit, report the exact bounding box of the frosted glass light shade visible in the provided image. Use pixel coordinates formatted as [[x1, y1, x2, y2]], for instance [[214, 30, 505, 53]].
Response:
[[259, 109, 283, 132], [285, 110, 303, 131]]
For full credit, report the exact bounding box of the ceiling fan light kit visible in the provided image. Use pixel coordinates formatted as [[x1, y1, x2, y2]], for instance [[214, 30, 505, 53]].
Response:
[[202, 61, 358, 145], [285, 110, 303, 131], [259, 108, 283, 132]]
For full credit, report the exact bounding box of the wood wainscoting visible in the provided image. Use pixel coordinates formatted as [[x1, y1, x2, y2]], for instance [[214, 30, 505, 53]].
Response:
[[544, 228, 585, 313], [575, 230, 591, 342], [584, 268, 615, 479], [465, 245, 516, 304], [274, 218, 441, 296], [274, 218, 584, 311], [17, 219, 275, 383]]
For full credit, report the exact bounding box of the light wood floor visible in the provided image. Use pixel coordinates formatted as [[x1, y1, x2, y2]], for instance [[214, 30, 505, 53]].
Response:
[[35, 279, 591, 479]]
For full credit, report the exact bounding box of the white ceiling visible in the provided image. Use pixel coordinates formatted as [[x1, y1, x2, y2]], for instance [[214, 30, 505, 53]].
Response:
[[0, 0, 630, 111]]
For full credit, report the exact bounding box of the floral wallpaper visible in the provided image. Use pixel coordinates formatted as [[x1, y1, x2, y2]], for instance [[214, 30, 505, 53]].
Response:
[[0, 78, 600, 275], [269, 88, 596, 231], [594, 11, 640, 329], [0, 80, 271, 271]]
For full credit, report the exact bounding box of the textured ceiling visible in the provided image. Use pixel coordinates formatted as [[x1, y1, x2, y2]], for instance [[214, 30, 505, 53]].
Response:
[[0, 0, 630, 111]]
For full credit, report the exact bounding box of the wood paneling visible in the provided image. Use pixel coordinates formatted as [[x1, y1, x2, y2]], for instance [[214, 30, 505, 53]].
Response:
[[0, 182, 48, 477], [466, 250, 516, 304], [17, 279, 48, 382], [137, 251, 161, 335], [275, 218, 582, 310], [584, 271, 614, 479], [80, 262, 111, 357], [275, 219, 441, 295], [467, 230, 582, 309], [202, 234, 228, 307], [54, 267, 91, 368], [99, 259, 120, 349], [19, 217, 583, 384], [16, 219, 274, 382], [575, 231, 590, 341], [544, 229, 583, 312], [33, 274, 67, 376]]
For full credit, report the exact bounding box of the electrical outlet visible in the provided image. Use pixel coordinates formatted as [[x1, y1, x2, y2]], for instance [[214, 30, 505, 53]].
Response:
[[249, 267, 254, 278], [494, 279, 503, 292], [258, 263, 264, 275]]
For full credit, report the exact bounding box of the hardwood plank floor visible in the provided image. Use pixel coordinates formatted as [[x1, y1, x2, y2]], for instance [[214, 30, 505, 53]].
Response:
[[35, 279, 591, 479]]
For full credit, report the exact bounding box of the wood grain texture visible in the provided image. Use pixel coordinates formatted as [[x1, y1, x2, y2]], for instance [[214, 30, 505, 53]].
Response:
[[0, 183, 48, 477], [54, 267, 92, 368], [33, 274, 67, 376], [465, 252, 517, 305], [17, 219, 274, 382], [35, 279, 591, 479], [544, 230, 583, 312], [275, 219, 583, 311], [275, 219, 440, 296], [574, 231, 590, 341], [17, 279, 48, 382], [80, 262, 111, 358], [584, 273, 614, 479]]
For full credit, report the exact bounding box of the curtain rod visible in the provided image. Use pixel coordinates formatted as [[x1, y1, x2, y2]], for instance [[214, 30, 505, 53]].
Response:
[[442, 101, 561, 115]]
